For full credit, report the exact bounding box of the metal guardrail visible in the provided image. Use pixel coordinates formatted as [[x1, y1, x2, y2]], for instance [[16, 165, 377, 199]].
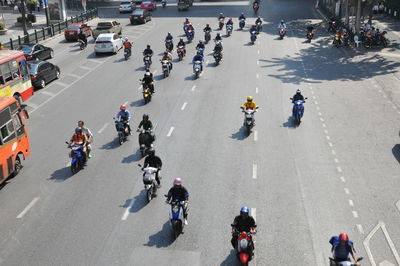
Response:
[[0, 8, 98, 50]]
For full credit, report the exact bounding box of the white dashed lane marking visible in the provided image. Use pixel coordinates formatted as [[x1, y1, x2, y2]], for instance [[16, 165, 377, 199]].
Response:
[[352, 211, 359, 218], [254, 130, 258, 141], [349, 200, 354, 207], [340, 176, 346, 183], [191, 85, 196, 91], [97, 123, 109, 134], [252, 164, 257, 179], [344, 188, 350, 194], [167, 126, 174, 137], [17, 197, 40, 219], [181, 102, 187, 110]]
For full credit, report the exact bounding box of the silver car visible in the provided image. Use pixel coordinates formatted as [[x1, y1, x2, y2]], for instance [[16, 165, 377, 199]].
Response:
[[119, 1, 135, 13], [94, 33, 123, 55]]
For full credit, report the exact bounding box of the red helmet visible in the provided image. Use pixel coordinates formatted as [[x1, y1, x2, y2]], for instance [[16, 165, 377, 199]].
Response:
[[339, 233, 349, 241], [120, 105, 126, 110]]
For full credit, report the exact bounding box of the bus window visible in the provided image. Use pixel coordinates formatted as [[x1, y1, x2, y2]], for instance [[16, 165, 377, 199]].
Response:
[[19, 60, 29, 80], [0, 120, 16, 144], [1, 62, 13, 83], [10, 60, 21, 80], [12, 113, 24, 137]]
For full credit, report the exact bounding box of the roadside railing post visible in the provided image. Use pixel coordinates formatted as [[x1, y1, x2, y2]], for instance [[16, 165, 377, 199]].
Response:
[[34, 29, 38, 43], [10, 38, 13, 50], [42, 27, 45, 40]]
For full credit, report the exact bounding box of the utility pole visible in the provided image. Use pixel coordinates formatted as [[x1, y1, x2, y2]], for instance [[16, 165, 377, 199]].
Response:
[[355, 0, 362, 34], [345, 0, 349, 26], [20, 0, 28, 38], [43, 0, 50, 26]]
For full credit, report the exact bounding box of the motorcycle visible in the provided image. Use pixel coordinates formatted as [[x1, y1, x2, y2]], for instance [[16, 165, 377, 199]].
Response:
[[329, 257, 363, 266], [250, 31, 257, 44], [114, 118, 129, 145], [219, 18, 225, 30], [124, 48, 131, 60], [328, 20, 337, 33], [161, 59, 171, 78], [177, 46, 185, 60], [138, 129, 154, 157], [66, 142, 86, 174], [279, 28, 286, 39], [197, 47, 204, 56], [162, 0, 166, 7], [143, 55, 152, 69], [78, 39, 87, 50], [256, 22, 262, 34], [214, 51, 222, 65], [193, 60, 202, 79], [253, 2, 259, 13], [204, 30, 211, 43], [290, 98, 307, 126], [241, 106, 258, 135], [333, 33, 341, 48], [226, 23, 233, 36], [165, 39, 173, 52], [306, 31, 313, 42], [165, 196, 186, 238], [187, 30, 194, 43], [239, 18, 245, 30], [233, 230, 256, 265], [140, 80, 153, 104], [139, 164, 159, 202], [364, 31, 388, 48]]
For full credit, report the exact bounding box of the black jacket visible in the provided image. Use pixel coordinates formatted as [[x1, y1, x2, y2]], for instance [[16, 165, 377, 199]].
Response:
[[143, 48, 153, 56], [239, 15, 246, 20], [167, 185, 189, 202], [144, 155, 162, 168], [292, 93, 305, 101], [203, 26, 211, 32], [232, 215, 256, 232]]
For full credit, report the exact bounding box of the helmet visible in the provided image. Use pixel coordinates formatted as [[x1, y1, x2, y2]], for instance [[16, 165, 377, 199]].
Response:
[[75, 127, 82, 134], [173, 178, 182, 186], [296, 89, 301, 94], [145, 72, 151, 76], [206, 23, 209, 27], [185, 17, 189, 20], [147, 44, 150, 49], [229, 18, 233, 21], [120, 105, 126, 110], [247, 96, 253, 101], [339, 233, 349, 241], [220, 13, 223, 15], [124, 37, 128, 42], [143, 114, 149, 120], [281, 20, 284, 23], [241, 12, 244, 15], [168, 32, 171, 35], [216, 33, 220, 36], [164, 51, 168, 56], [240, 206, 249, 217], [148, 148, 155, 156]]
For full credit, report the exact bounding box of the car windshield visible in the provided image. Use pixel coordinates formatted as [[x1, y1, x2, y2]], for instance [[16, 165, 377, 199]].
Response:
[[142, 1, 151, 4], [132, 10, 143, 15], [67, 25, 81, 30], [27, 63, 40, 74], [121, 1, 131, 4], [18, 45, 33, 53], [97, 22, 112, 27]]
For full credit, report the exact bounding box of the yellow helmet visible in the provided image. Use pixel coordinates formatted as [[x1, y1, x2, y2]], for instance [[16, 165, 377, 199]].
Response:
[[247, 96, 253, 101]]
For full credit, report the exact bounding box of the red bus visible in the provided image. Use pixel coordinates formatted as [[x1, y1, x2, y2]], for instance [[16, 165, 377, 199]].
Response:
[[0, 50, 34, 103], [0, 97, 30, 184]]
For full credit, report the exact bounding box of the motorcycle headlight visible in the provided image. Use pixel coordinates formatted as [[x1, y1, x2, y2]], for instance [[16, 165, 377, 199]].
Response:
[[172, 205, 179, 212]]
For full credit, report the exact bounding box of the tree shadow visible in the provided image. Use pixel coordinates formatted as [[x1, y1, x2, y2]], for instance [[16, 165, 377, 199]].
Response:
[[121, 150, 143, 163], [48, 166, 72, 182], [143, 221, 176, 248], [220, 249, 239, 266], [230, 127, 247, 140], [282, 116, 296, 128], [392, 144, 400, 164]]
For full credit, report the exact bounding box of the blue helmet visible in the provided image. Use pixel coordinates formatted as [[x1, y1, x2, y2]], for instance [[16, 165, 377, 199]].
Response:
[[240, 206, 249, 213]]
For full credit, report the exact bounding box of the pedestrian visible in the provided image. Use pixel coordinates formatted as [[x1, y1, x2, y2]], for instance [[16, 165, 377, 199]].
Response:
[[379, 3, 385, 13], [372, 4, 379, 14], [36, 1, 40, 11]]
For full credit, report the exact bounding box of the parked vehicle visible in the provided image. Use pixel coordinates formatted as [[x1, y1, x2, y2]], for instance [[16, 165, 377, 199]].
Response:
[[18, 44, 54, 61], [140, 0, 156, 11], [92, 21, 122, 39], [94, 33, 123, 55], [28, 61, 60, 89], [64, 23, 92, 41], [119, 1, 136, 13], [130, 9, 151, 24]]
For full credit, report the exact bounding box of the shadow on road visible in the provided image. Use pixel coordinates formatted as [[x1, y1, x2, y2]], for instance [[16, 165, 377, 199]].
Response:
[[99, 138, 122, 150], [143, 221, 176, 248], [282, 116, 296, 128], [120, 190, 147, 213], [48, 166, 72, 182], [392, 144, 400, 164], [130, 99, 145, 107], [121, 150, 142, 163], [220, 249, 239, 266], [230, 127, 247, 140]]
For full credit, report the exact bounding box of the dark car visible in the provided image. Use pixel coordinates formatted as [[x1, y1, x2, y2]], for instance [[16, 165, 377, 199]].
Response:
[[28, 61, 60, 89], [130, 9, 151, 24], [18, 44, 54, 61], [64, 23, 92, 41]]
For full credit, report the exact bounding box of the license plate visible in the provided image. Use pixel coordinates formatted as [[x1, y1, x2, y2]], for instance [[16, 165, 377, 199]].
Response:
[[69, 32, 74, 35]]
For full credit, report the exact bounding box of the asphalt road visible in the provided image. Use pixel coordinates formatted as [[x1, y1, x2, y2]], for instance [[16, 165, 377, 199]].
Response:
[[1, 0, 400, 265]]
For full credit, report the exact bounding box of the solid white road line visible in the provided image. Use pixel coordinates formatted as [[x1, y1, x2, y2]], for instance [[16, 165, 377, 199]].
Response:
[[97, 123, 109, 134], [181, 102, 187, 110], [254, 130, 258, 141], [17, 197, 40, 219], [251, 208, 256, 221], [121, 198, 135, 220], [167, 126, 174, 137], [40, 90, 55, 97], [191, 85, 196, 91], [252, 164, 257, 179]]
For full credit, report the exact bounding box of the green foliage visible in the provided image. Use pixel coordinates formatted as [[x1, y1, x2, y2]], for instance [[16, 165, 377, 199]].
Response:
[[0, 23, 5, 30], [27, 14, 36, 22], [16, 17, 23, 23], [385, 0, 400, 8], [26, 0, 38, 12]]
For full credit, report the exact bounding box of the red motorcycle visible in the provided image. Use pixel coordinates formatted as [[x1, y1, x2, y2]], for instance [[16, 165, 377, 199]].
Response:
[[177, 46, 185, 61], [279, 28, 286, 39], [235, 231, 255, 265]]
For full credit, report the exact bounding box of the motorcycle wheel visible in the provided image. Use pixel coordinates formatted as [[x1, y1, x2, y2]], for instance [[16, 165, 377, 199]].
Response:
[[71, 161, 79, 174], [164, 71, 168, 78], [119, 134, 123, 145], [141, 149, 145, 157], [146, 187, 152, 202], [296, 114, 301, 126], [246, 125, 251, 136], [195, 71, 199, 79]]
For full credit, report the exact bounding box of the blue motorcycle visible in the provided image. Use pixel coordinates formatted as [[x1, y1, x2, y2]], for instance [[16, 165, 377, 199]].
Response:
[[250, 31, 257, 44], [114, 119, 129, 145], [291, 98, 307, 126], [187, 30, 194, 43], [66, 142, 86, 174], [165, 196, 186, 239]]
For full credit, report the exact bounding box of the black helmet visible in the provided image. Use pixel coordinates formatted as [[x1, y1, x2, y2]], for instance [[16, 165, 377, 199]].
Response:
[[296, 89, 301, 94], [148, 148, 155, 156], [147, 44, 150, 49], [281, 20, 284, 23], [143, 114, 149, 120], [206, 23, 209, 27], [180, 38, 183, 41], [75, 127, 82, 134], [217, 33, 220, 36]]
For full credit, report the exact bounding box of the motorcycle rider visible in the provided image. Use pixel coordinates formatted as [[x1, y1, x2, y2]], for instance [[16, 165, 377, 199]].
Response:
[[162, 51, 173, 70], [137, 114, 155, 142], [177, 38, 186, 56], [166, 177, 189, 225], [196, 40, 205, 55], [218, 12, 225, 21], [329, 233, 360, 266], [123, 37, 132, 56], [241, 96, 257, 125], [116, 105, 132, 135], [203, 23, 212, 33], [187, 23, 195, 35], [77, 121, 93, 158], [307, 25, 314, 35], [142, 72, 154, 93], [69, 127, 87, 164], [77, 30, 87, 47], [215, 33, 222, 42], [278, 19, 287, 31], [253, 0, 259, 10], [143, 148, 162, 187], [214, 40, 223, 55], [227, 17, 233, 26], [192, 51, 204, 72], [231, 206, 257, 249], [165, 32, 173, 51], [143, 44, 153, 65], [239, 12, 246, 21], [292, 89, 305, 102]]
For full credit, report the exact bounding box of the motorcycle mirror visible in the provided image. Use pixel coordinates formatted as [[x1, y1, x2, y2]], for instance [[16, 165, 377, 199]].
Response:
[[164, 194, 168, 197], [138, 164, 142, 167], [65, 141, 69, 144], [305, 97, 308, 100], [256, 106, 259, 109], [357, 257, 363, 262], [290, 97, 293, 100]]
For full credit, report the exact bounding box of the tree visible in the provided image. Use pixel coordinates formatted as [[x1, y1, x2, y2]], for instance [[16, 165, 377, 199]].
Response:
[[26, 0, 38, 14]]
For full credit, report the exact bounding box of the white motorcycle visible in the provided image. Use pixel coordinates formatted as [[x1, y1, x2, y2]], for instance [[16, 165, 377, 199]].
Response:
[[161, 59, 171, 78], [329, 257, 363, 266], [226, 23, 233, 36], [193, 60, 202, 79], [241, 106, 258, 135], [139, 164, 159, 202]]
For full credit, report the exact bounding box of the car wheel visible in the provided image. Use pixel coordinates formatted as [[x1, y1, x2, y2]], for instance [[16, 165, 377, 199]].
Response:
[[49, 50, 54, 59], [55, 70, 60, 79], [95, 52, 99, 56], [39, 79, 46, 88]]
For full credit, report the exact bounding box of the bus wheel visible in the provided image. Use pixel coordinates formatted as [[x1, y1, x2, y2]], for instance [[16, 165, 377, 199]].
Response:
[[13, 156, 22, 177]]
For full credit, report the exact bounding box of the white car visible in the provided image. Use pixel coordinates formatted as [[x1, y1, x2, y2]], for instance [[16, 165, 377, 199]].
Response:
[[94, 33, 123, 55], [119, 1, 135, 13]]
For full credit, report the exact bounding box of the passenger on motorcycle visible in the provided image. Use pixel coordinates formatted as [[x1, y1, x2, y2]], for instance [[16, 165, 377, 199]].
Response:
[[329, 233, 360, 266], [255, 17, 262, 25], [218, 13, 225, 21], [166, 178, 189, 225], [143, 148, 162, 186], [162, 51, 173, 70], [196, 40, 205, 55], [187, 23, 195, 33], [192, 52, 204, 71], [78, 30, 87, 46], [231, 206, 257, 248], [77, 121, 93, 158], [142, 72, 154, 93], [143, 44, 153, 64], [227, 18, 233, 26], [116, 105, 132, 135], [69, 127, 88, 164]]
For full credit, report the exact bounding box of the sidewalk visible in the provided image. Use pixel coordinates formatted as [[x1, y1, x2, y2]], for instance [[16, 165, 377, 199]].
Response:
[[0, 9, 84, 44]]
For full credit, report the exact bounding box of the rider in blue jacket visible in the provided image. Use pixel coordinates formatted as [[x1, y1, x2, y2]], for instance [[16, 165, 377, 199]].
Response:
[[192, 52, 204, 71], [329, 233, 360, 266]]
